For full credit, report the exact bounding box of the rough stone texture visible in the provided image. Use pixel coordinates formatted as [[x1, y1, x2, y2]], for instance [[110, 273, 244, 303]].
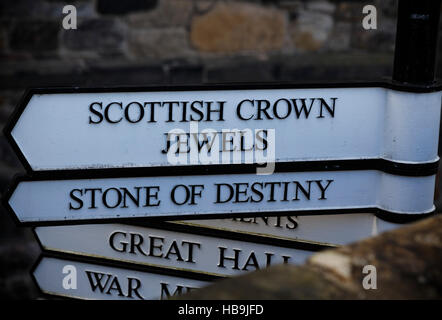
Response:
[[126, 0, 193, 28], [61, 18, 126, 55], [327, 22, 352, 52], [290, 9, 334, 51], [351, 16, 396, 52], [9, 21, 59, 52], [206, 62, 278, 83], [72, 1, 99, 19], [0, 202, 40, 299], [128, 28, 193, 60], [178, 215, 442, 299], [0, 90, 21, 127], [184, 264, 354, 300], [306, 0, 336, 14], [83, 65, 166, 86], [0, 0, 431, 69], [309, 216, 442, 299], [335, 2, 364, 23], [277, 0, 304, 21], [190, 2, 287, 54]]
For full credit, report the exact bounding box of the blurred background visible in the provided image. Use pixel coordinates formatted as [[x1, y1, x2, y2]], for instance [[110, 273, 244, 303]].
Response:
[[0, 0, 441, 299]]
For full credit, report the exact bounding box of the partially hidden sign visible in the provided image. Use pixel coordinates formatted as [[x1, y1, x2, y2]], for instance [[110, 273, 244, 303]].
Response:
[[173, 213, 406, 246], [34, 223, 327, 277], [33, 255, 211, 300]]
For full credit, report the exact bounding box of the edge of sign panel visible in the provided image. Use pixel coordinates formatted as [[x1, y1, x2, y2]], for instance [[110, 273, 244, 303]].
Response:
[[130, 220, 336, 249], [30, 251, 221, 300], [2, 171, 438, 227], [32, 220, 332, 255], [3, 80, 442, 175], [31, 222, 333, 278]]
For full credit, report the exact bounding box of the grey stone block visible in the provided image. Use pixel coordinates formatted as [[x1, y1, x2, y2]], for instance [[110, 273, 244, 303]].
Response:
[[9, 21, 59, 52], [62, 18, 126, 54]]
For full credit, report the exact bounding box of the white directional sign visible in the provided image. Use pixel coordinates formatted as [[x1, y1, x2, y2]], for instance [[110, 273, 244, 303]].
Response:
[[174, 213, 404, 246], [35, 224, 324, 277], [5, 85, 441, 172], [6, 169, 435, 224], [33, 256, 210, 300]]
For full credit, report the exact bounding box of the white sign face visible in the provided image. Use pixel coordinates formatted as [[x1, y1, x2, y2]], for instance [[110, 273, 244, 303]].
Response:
[[33, 256, 209, 300], [175, 214, 403, 246], [8, 170, 435, 224], [35, 224, 319, 277], [7, 86, 441, 171]]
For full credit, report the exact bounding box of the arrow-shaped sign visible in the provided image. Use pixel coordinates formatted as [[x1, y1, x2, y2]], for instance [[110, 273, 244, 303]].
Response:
[[5, 169, 435, 225], [35, 223, 328, 277], [32, 254, 211, 300], [5, 84, 441, 172]]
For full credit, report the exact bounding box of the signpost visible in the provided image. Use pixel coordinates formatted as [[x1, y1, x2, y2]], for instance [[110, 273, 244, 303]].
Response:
[[32, 254, 211, 300], [34, 223, 328, 277], [4, 84, 441, 172], [3, 0, 441, 300], [5, 169, 436, 224]]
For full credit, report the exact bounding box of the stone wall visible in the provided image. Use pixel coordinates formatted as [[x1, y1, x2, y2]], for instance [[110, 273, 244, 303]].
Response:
[[0, 0, 400, 64], [2, 0, 433, 90], [1, 0, 441, 88], [178, 214, 442, 299]]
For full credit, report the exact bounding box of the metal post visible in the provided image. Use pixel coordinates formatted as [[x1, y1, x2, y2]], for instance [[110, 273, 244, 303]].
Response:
[[393, 0, 441, 85]]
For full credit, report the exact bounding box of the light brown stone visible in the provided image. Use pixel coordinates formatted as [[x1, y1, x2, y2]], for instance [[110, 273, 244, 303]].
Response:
[[326, 22, 352, 52], [177, 215, 442, 299], [291, 30, 322, 51], [290, 9, 334, 51], [128, 28, 193, 60], [190, 2, 287, 53], [126, 0, 193, 28], [306, 0, 336, 14]]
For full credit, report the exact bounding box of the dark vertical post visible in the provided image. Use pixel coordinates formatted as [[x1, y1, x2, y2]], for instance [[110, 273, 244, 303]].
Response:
[[393, 0, 441, 85]]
